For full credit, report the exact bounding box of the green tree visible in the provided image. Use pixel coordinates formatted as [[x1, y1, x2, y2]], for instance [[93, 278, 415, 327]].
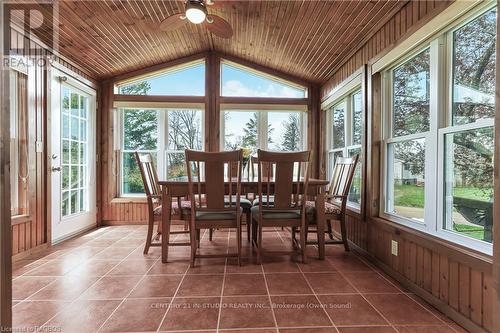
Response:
[[242, 112, 258, 149], [119, 81, 151, 95], [280, 114, 301, 151]]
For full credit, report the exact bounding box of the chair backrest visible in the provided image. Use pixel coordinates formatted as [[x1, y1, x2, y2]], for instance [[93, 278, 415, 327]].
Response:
[[249, 155, 274, 180], [185, 149, 243, 212], [328, 155, 359, 208], [256, 149, 310, 209], [134, 152, 160, 201]]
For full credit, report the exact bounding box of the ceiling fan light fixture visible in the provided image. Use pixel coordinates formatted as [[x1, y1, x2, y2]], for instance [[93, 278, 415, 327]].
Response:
[[185, 0, 207, 24]]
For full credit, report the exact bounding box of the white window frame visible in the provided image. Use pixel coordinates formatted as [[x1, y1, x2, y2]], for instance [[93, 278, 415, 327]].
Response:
[[324, 73, 363, 210], [220, 105, 308, 152], [377, 1, 496, 254], [116, 104, 205, 197]]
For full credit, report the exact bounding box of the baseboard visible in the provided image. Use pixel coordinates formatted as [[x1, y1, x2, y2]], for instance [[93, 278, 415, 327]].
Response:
[[100, 220, 186, 226], [348, 241, 486, 333], [12, 243, 49, 262], [51, 224, 98, 245]]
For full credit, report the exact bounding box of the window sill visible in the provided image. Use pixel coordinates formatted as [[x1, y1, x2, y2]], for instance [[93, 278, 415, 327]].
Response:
[[111, 197, 148, 204], [370, 216, 493, 268]]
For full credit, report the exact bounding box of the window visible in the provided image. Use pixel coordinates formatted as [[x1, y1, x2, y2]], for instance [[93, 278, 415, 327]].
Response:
[[10, 70, 29, 216], [120, 108, 203, 195], [221, 61, 307, 98], [327, 89, 363, 208], [381, 4, 496, 252], [116, 61, 205, 96], [222, 109, 306, 154]]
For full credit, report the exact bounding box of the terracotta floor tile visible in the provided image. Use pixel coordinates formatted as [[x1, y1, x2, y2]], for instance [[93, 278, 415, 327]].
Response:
[[107, 259, 156, 275], [262, 258, 300, 273], [100, 298, 170, 332], [337, 327, 397, 333], [147, 260, 189, 275], [12, 276, 54, 300], [42, 299, 121, 333], [12, 260, 49, 277], [28, 275, 100, 301], [271, 295, 332, 328], [395, 325, 456, 333], [12, 301, 68, 330], [160, 297, 220, 331], [93, 247, 135, 260], [297, 259, 338, 272], [279, 328, 337, 333], [219, 296, 275, 329], [187, 258, 227, 274], [67, 259, 121, 277], [224, 273, 267, 296], [364, 294, 443, 325], [129, 275, 183, 298], [127, 246, 161, 260], [318, 294, 388, 326], [343, 272, 401, 293], [22, 259, 82, 276], [266, 273, 313, 295], [226, 258, 263, 273], [328, 255, 374, 272], [304, 272, 357, 294], [177, 274, 224, 297], [79, 276, 141, 299]]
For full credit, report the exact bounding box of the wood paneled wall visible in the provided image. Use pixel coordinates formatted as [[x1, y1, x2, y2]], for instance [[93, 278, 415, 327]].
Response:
[[321, 1, 494, 332], [8, 26, 96, 259]]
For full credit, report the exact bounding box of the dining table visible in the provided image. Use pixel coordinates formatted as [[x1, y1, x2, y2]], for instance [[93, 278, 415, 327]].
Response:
[[158, 176, 330, 263]]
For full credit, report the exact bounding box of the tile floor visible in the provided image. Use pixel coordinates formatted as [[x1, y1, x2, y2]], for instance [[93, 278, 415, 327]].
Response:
[[12, 225, 468, 333]]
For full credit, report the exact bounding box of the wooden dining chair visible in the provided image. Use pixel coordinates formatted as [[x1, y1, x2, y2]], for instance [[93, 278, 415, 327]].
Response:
[[304, 155, 359, 251], [249, 155, 275, 206], [251, 149, 311, 263], [185, 149, 244, 267], [134, 152, 191, 254]]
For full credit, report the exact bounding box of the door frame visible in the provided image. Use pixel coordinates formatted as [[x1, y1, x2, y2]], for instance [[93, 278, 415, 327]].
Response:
[[47, 63, 97, 244]]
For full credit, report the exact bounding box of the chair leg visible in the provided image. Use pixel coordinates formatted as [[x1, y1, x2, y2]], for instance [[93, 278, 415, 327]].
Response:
[[209, 228, 213, 241], [300, 225, 307, 264], [291, 227, 297, 249], [252, 215, 258, 248], [246, 211, 251, 242], [196, 229, 201, 248], [143, 216, 154, 254], [339, 217, 350, 252], [237, 224, 242, 266], [189, 222, 197, 268], [327, 220, 334, 240], [256, 224, 262, 264]]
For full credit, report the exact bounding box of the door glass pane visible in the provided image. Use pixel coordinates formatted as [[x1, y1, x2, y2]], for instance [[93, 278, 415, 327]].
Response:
[[452, 8, 497, 125], [387, 138, 425, 222], [392, 49, 430, 136], [61, 86, 89, 217], [332, 102, 345, 149], [167, 109, 203, 150], [444, 127, 494, 243], [268, 112, 303, 151]]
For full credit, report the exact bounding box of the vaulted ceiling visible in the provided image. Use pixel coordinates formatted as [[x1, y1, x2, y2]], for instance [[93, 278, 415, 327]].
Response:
[[17, 0, 408, 82]]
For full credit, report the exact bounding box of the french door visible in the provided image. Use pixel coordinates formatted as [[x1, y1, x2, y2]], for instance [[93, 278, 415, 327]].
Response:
[[50, 69, 96, 242]]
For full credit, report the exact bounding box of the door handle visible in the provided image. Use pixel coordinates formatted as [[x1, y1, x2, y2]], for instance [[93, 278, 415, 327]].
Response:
[[52, 166, 61, 172]]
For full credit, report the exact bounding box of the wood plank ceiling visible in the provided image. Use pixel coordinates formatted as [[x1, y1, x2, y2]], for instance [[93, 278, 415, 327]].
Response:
[[19, 0, 408, 82]]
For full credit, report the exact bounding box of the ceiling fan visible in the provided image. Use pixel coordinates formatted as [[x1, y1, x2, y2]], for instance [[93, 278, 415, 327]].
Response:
[[160, 0, 233, 39]]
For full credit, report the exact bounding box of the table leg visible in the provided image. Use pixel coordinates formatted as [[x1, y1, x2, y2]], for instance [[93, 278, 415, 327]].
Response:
[[315, 192, 326, 260], [162, 186, 172, 263]]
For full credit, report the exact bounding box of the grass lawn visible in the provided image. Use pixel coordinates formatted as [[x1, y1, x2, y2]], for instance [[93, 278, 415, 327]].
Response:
[[394, 184, 492, 209]]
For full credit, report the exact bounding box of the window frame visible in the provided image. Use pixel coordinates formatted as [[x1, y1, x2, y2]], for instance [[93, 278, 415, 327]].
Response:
[[117, 105, 205, 197], [325, 80, 364, 211], [378, 1, 496, 254]]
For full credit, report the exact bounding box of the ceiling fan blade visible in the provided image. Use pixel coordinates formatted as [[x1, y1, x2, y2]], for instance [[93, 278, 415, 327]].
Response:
[[160, 13, 187, 32], [204, 15, 233, 39]]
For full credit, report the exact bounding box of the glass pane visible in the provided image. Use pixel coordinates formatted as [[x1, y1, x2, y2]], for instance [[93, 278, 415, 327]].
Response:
[[71, 166, 78, 189], [348, 147, 362, 205], [62, 114, 70, 139], [167, 109, 203, 150], [62, 87, 70, 112], [221, 62, 306, 98], [62, 166, 69, 190], [62, 191, 69, 216], [117, 62, 205, 96], [392, 49, 430, 136], [332, 102, 345, 149], [352, 90, 363, 145], [122, 152, 146, 194], [71, 141, 79, 164], [268, 112, 303, 151], [452, 8, 497, 125], [387, 138, 425, 222], [71, 93, 79, 116], [167, 153, 187, 180], [80, 119, 87, 141], [62, 140, 70, 164], [70, 190, 77, 214], [123, 109, 158, 150], [444, 127, 494, 243], [71, 116, 78, 140], [80, 96, 88, 118], [79, 189, 86, 211], [80, 143, 86, 164], [224, 111, 259, 154], [79, 166, 86, 187]]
